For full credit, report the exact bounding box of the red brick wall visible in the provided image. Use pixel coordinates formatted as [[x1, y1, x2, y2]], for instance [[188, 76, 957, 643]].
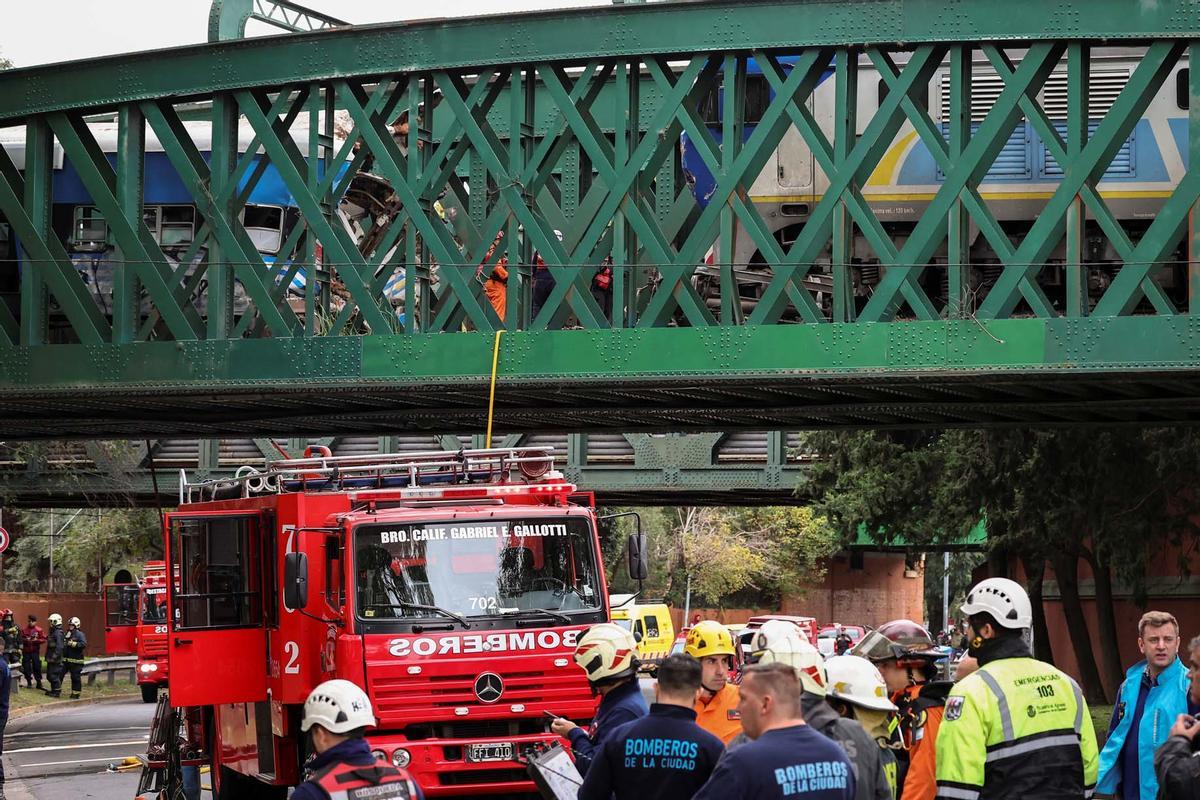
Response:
[[0, 593, 108, 655], [670, 551, 925, 630]]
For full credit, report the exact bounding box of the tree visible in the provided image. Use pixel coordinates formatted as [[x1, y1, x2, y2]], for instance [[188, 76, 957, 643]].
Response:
[[806, 427, 1200, 704], [3, 507, 162, 590]]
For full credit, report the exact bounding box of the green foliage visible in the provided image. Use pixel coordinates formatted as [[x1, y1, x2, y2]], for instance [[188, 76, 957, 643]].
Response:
[[5, 507, 163, 588], [598, 504, 840, 609]]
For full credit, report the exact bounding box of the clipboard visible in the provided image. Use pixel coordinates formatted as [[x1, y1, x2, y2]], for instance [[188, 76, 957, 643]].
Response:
[[526, 743, 583, 800]]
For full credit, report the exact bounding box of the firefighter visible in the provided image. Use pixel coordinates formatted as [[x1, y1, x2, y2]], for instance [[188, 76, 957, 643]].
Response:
[[21, 614, 45, 690], [44, 613, 65, 697], [685, 620, 743, 744], [0, 642, 9, 793], [0, 610, 19, 666], [752, 629, 894, 800], [292, 679, 422, 800], [852, 619, 950, 800], [935, 577, 1099, 800], [63, 616, 87, 699], [551, 622, 649, 775], [826, 654, 903, 799], [578, 653, 724, 800]]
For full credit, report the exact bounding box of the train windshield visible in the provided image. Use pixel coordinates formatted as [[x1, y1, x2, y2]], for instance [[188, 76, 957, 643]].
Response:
[[354, 517, 602, 625]]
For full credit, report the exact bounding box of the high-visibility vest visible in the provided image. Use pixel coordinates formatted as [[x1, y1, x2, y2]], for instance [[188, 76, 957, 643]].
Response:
[[935, 656, 1099, 800], [311, 758, 418, 800]]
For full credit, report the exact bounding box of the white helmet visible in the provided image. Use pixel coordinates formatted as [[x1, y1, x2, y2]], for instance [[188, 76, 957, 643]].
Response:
[[573, 623, 638, 683], [753, 631, 827, 697], [69, 616, 81, 627], [825, 655, 898, 712], [961, 577, 1032, 630], [301, 679, 377, 734], [751, 619, 802, 652], [48, 613, 62, 626]]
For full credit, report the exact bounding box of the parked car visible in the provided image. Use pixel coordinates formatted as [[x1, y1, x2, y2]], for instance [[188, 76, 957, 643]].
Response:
[[745, 614, 819, 646], [817, 624, 868, 656]]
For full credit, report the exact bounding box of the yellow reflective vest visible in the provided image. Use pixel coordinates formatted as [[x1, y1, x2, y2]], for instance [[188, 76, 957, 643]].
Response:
[[935, 654, 1099, 800]]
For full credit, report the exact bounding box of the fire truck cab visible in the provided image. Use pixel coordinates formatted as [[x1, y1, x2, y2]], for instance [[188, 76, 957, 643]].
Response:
[[103, 561, 173, 703], [165, 447, 616, 798]]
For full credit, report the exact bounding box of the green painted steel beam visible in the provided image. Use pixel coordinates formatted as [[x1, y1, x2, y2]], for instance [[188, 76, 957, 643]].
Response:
[[1, 0, 1199, 123]]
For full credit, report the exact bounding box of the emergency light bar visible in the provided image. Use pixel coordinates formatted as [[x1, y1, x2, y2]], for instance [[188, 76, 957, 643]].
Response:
[[347, 481, 577, 502], [179, 446, 560, 503]]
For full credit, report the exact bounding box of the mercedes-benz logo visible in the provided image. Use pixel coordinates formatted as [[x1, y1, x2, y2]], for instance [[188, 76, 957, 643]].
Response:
[[474, 672, 504, 703]]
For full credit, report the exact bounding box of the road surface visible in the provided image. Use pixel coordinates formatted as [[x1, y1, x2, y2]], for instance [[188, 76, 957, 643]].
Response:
[[5, 698, 154, 800], [2, 680, 659, 798]]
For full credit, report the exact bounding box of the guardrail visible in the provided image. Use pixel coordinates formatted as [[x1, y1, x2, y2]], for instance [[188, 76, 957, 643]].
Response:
[[6, 655, 137, 696]]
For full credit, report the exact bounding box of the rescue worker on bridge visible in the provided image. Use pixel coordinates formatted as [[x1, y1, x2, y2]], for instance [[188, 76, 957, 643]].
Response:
[[825, 654, 903, 799], [853, 619, 950, 800], [578, 653, 724, 800], [685, 620, 743, 744], [63, 616, 87, 699], [935, 577, 1099, 800], [21, 614, 45, 690], [292, 679, 423, 800], [551, 622, 649, 774], [0, 610, 20, 666], [43, 613, 65, 697], [746, 623, 893, 800]]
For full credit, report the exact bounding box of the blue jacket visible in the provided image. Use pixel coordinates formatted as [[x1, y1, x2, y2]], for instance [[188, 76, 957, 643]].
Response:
[[567, 678, 650, 775], [1098, 658, 1191, 800], [578, 703, 724, 800]]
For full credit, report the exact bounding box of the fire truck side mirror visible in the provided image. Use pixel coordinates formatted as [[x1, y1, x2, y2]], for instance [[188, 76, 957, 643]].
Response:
[[284, 552, 309, 610], [627, 533, 649, 582]]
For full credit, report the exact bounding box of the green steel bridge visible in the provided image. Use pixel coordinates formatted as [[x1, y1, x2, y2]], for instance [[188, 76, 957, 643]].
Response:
[[2, 0, 1200, 441], [0, 431, 813, 506]]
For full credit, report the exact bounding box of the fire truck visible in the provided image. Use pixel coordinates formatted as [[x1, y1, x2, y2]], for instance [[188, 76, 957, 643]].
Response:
[[146, 446, 629, 798], [104, 561, 173, 703]]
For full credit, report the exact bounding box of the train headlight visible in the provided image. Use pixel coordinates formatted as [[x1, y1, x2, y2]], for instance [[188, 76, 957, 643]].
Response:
[[392, 749, 412, 769]]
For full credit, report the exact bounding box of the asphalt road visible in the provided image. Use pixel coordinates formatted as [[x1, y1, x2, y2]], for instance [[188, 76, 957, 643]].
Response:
[[5, 698, 155, 800], [0, 681, 659, 799]]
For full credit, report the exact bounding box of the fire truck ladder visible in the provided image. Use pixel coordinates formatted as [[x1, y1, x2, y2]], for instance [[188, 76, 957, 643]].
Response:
[[179, 446, 560, 503], [135, 694, 182, 800]]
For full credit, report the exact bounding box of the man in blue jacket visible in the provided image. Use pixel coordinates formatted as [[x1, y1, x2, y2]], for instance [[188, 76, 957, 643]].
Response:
[[551, 623, 649, 775], [579, 653, 723, 800], [1098, 611, 1198, 800]]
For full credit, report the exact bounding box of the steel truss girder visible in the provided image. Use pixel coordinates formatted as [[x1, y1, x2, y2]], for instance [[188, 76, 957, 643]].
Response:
[[0, 1, 1198, 434], [0, 431, 810, 507]]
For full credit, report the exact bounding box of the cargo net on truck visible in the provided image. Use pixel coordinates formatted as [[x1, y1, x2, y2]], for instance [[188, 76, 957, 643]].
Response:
[[179, 446, 563, 503]]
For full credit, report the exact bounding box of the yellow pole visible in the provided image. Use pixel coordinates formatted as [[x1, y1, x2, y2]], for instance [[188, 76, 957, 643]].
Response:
[[485, 329, 504, 448]]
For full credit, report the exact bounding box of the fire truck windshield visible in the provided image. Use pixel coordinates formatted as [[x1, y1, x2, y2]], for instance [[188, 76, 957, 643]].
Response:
[[141, 588, 167, 623], [354, 517, 602, 627]]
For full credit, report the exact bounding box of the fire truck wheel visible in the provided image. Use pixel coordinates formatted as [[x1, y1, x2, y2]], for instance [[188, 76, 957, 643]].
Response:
[[140, 684, 158, 704], [218, 766, 286, 800]]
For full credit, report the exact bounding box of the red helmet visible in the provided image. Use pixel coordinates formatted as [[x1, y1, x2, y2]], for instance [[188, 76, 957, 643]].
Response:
[[0, 608, 12, 618], [851, 619, 940, 663]]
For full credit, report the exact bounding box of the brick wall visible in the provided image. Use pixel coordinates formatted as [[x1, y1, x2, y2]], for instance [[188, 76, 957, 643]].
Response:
[[0, 593, 108, 655], [670, 551, 925, 630]]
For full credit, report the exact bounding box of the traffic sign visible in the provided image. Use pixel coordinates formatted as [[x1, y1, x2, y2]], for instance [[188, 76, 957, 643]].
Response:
[[0, 527, 10, 554]]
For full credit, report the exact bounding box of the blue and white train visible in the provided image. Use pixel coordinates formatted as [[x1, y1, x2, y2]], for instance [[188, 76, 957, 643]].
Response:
[[682, 50, 1193, 314]]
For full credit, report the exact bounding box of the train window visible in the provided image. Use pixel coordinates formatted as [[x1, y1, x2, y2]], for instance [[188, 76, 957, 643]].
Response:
[[1177, 69, 1189, 111], [696, 75, 773, 126], [243, 205, 284, 255], [160, 206, 196, 246], [72, 206, 107, 248], [878, 79, 929, 113]]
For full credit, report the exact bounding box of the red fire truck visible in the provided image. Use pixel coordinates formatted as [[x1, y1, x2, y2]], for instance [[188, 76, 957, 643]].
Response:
[[153, 446, 625, 798], [104, 561, 172, 703]]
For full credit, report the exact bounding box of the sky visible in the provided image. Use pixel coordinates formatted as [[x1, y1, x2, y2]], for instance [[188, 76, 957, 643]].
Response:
[[0, 0, 616, 68]]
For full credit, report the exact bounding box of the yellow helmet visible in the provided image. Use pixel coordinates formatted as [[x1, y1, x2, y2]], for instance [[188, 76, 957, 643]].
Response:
[[685, 620, 736, 659]]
